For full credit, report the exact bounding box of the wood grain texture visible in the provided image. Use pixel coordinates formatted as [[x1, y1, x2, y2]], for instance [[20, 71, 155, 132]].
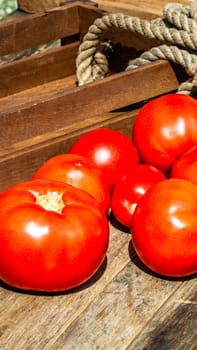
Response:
[[0, 109, 138, 191], [128, 278, 197, 350], [0, 225, 195, 350], [0, 42, 78, 97], [96, 0, 193, 18], [0, 3, 79, 56], [0, 57, 182, 190], [0, 60, 181, 147]]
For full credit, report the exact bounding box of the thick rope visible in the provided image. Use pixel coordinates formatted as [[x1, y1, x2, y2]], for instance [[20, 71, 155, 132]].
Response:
[[76, 1, 197, 95]]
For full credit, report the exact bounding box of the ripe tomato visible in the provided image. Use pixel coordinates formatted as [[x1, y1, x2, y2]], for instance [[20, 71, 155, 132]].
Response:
[[0, 179, 109, 292], [32, 154, 110, 214], [132, 94, 197, 175], [171, 145, 197, 185], [68, 128, 139, 190], [111, 164, 165, 228], [131, 178, 197, 277]]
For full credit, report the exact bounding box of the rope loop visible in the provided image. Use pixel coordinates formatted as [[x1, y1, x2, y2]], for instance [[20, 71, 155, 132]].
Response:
[[76, 1, 197, 95]]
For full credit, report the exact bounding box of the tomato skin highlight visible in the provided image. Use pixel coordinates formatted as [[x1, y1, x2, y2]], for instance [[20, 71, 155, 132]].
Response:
[[132, 94, 197, 175], [68, 128, 139, 190], [171, 145, 197, 186], [111, 164, 166, 228], [131, 178, 197, 277], [0, 179, 109, 292], [32, 153, 111, 214]]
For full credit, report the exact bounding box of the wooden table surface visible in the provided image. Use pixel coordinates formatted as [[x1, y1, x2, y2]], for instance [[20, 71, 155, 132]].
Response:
[[0, 1, 196, 349], [0, 222, 196, 349]]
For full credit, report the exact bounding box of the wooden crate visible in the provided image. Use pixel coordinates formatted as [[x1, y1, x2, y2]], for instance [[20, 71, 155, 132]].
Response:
[[0, 1, 196, 349], [0, 0, 186, 192]]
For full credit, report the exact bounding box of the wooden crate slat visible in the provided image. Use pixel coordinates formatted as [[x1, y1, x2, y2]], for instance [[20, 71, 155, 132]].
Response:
[[0, 42, 79, 97], [96, 0, 193, 18], [0, 60, 180, 148], [0, 3, 80, 56], [0, 109, 137, 191]]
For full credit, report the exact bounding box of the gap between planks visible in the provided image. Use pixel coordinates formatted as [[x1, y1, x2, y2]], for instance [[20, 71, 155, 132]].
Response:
[[126, 278, 197, 349], [0, 229, 131, 349]]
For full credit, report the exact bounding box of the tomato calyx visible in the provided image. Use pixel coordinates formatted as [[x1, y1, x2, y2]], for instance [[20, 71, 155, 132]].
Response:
[[35, 191, 65, 214]]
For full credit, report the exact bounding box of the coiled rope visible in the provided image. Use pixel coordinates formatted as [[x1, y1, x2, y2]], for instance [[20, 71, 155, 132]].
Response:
[[76, 1, 197, 95]]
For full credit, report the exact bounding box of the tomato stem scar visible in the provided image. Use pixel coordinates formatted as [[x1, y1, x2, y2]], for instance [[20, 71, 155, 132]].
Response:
[[35, 192, 65, 214]]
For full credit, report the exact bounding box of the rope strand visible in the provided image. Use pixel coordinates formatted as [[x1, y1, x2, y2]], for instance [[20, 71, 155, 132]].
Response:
[[76, 1, 197, 95]]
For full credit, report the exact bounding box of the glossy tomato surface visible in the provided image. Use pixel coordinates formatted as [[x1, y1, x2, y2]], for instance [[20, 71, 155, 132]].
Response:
[[171, 145, 197, 185], [0, 179, 109, 292], [69, 128, 139, 190], [132, 94, 197, 175], [111, 164, 165, 228], [131, 179, 197, 277], [33, 154, 110, 214]]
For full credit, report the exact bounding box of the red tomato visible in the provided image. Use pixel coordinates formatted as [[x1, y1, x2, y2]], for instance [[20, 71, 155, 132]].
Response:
[[32, 154, 110, 214], [68, 128, 139, 190], [131, 178, 197, 277], [111, 164, 166, 228], [132, 94, 197, 175], [171, 145, 197, 185], [0, 179, 109, 292]]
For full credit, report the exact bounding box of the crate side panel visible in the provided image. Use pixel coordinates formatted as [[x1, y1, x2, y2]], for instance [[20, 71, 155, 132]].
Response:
[[0, 110, 137, 191]]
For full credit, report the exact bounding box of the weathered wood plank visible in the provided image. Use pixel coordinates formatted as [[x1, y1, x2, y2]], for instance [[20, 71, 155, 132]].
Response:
[[44, 248, 191, 349], [0, 60, 181, 147], [0, 224, 192, 350], [0, 225, 195, 350], [0, 226, 130, 349], [96, 0, 193, 18], [127, 278, 197, 350], [0, 109, 137, 191], [17, 0, 98, 14], [0, 3, 80, 56], [0, 42, 78, 97]]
